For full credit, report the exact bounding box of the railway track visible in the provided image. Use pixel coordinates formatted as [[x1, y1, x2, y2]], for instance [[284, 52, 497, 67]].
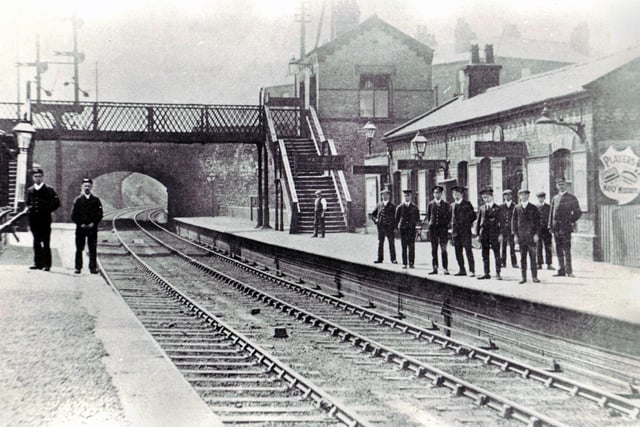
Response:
[[101, 208, 640, 426], [101, 210, 373, 426]]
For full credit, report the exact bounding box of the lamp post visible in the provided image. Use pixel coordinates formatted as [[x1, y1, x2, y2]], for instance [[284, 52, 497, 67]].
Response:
[[411, 132, 428, 159], [12, 119, 36, 212], [362, 121, 376, 155]]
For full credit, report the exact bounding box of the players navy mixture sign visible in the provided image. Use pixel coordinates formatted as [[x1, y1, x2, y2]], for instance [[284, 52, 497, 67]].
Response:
[[474, 141, 527, 158], [598, 145, 640, 205]]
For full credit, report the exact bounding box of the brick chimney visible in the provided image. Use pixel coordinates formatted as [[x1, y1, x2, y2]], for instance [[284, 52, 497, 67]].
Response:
[[331, 0, 360, 40], [462, 44, 502, 98]]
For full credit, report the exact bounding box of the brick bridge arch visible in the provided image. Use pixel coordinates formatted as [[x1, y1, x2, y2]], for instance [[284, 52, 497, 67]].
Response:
[[34, 139, 258, 222]]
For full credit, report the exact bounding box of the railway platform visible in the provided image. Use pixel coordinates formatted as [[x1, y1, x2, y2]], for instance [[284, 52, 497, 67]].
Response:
[[0, 224, 222, 427], [174, 216, 640, 353]]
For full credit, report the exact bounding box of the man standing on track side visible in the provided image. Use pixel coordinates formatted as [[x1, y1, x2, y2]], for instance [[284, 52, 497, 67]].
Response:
[[395, 189, 419, 269], [536, 191, 553, 270], [26, 168, 60, 271], [372, 188, 397, 264], [71, 178, 103, 274], [549, 176, 582, 277], [311, 189, 326, 238], [426, 185, 450, 275], [500, 189, 518, 268], [512, 189, 540, 284]]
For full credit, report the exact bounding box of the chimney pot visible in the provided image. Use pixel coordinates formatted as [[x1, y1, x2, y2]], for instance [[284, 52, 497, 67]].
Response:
[[470, 44, 480, 64], [484, 44, 495, 64]]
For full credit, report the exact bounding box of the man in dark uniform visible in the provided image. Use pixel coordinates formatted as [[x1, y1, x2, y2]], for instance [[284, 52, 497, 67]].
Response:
[[371, 188, 397, 264], [512, 189, 540, 284], [535, 191, 553, 270], [499, 189, 518, 268], [549, 176, 582, 277], [25, 168, 60, 271], [311, 189, 326, 238], [426, 185, 451, 275], [450, 186, 476, 277], [476, 188, 503, 280], [71, 178, 103, 274], [395, 189, 419, 269]]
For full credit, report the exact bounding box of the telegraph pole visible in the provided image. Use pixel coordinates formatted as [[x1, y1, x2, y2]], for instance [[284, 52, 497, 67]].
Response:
[[55, 7, 85, 104], [295, 0, 311, 60]]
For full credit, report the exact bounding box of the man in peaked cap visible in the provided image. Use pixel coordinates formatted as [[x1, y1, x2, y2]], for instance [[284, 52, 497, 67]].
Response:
[[450, 186, 476, 277], [535, 191, 553, 270], [311, 189, 327, 238], [26, 168, 60, 271], [549, 176, 582, 277], [475, 187, 503, 280], [499, 189, 518, 268], [426, 185, 451, 275], [71, 177, 103, 274], [371, 188, 397, 264], [512, 189, 541, 284], [395, 189, 419, 269]]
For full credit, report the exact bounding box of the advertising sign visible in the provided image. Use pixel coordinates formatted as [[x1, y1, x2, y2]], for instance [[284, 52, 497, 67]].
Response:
[[598, 145, 640, 205]]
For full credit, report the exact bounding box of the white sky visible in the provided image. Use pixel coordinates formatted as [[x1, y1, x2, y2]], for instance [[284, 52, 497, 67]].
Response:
[[0, 0, 638, 105]]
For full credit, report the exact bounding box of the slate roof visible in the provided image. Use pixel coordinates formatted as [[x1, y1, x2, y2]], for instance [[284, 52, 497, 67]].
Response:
[[305, 14, 433, 62], [385, 46, 640, 140]]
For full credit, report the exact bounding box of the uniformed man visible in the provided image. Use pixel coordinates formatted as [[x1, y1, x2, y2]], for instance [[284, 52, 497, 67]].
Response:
[[512, 189, 540, 283], [549, 176, 582, 277], [25, 168, 60, 271], [371, 188, 397, 264], [426, 185, 451, 275], [311, 189, 327, 238], [536, 191, 553, 270], [395, 190, 419, 269], [71, 178, 103, 274], [450, 186, 476, 277], [500, 189, 518, 268], [476, 188, 503, 280]]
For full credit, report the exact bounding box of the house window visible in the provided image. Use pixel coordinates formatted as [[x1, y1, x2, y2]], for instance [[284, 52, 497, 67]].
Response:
[[359, 74, 390, 118]]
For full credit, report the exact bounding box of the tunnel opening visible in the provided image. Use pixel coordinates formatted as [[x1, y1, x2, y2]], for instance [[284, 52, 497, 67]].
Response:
[[92, 172, 168, 218]]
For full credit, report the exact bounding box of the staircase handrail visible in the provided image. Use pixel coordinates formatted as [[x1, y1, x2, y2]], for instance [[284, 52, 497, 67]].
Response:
[[308, 106, 326, 143], [305, 115, 321, 155], [0, 207, 28, 235], [327, 139, 352, 203], [278, 140, 300, 210], [264, 105, 279, 143]]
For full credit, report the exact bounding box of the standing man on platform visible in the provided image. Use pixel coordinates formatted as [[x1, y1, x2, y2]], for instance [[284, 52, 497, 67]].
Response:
[[450, 186, 476, 277], [500, 189, 518, 268], [372, 188, 397, 264], [426, 185, 451, 275], [395, 189, 419, 269], [549, 177, 582, 277], [26, 168, 60, 271], [512, 189, 540, 284], [71, 178, 103, 274], [476, 188, 503, 280], [536, 191, 553, 270], [311, 189, 327, 238]]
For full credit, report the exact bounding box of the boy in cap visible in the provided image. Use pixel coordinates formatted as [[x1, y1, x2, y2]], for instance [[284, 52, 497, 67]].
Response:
[[395, 189, 419, 268], [26, 168, 60, 271], [512, 189, 540, 283], [450, 186, 475, 276], [549, 176, 582, 277], [71, 178, 103, 274], [426, 185, 451, 275], [371, 188, 397, 264], [536, 191, 553, 270], [476, 187, 503, 280], [499, 189, 518, 268], [311, 189, 327, 238]]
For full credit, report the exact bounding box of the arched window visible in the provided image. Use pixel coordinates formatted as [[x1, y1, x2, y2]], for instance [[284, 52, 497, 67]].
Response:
[[457, 161, 468, 188], [477, 157, 492, 205], [551, 149, 572, 194]]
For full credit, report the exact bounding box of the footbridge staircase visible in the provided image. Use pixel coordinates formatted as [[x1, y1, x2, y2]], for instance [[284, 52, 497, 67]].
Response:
[[264, 99, 352, 234]]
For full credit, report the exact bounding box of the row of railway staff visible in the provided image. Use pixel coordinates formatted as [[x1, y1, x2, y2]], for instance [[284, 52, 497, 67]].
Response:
[[25, 168, 103, 275], [371, 176, 581, 283]]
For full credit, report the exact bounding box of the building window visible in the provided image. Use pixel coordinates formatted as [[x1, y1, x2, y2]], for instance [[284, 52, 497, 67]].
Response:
[[360, 74, 390, 118], [551, 148, 573, 194], [457, 161, 468, 188]]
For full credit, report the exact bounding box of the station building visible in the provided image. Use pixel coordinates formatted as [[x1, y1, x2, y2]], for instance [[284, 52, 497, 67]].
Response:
[[374, 46, 640, 267]]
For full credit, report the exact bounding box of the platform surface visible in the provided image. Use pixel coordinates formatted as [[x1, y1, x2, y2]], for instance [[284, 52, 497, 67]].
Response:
[[0, 224, 222, 427], [177, 216, 640, 326]]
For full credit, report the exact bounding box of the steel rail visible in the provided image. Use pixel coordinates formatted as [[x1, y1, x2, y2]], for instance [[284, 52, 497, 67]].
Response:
[[113, 209, 372, 427], [138, 210, 573, 427], [148, 209, 640, 421]]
